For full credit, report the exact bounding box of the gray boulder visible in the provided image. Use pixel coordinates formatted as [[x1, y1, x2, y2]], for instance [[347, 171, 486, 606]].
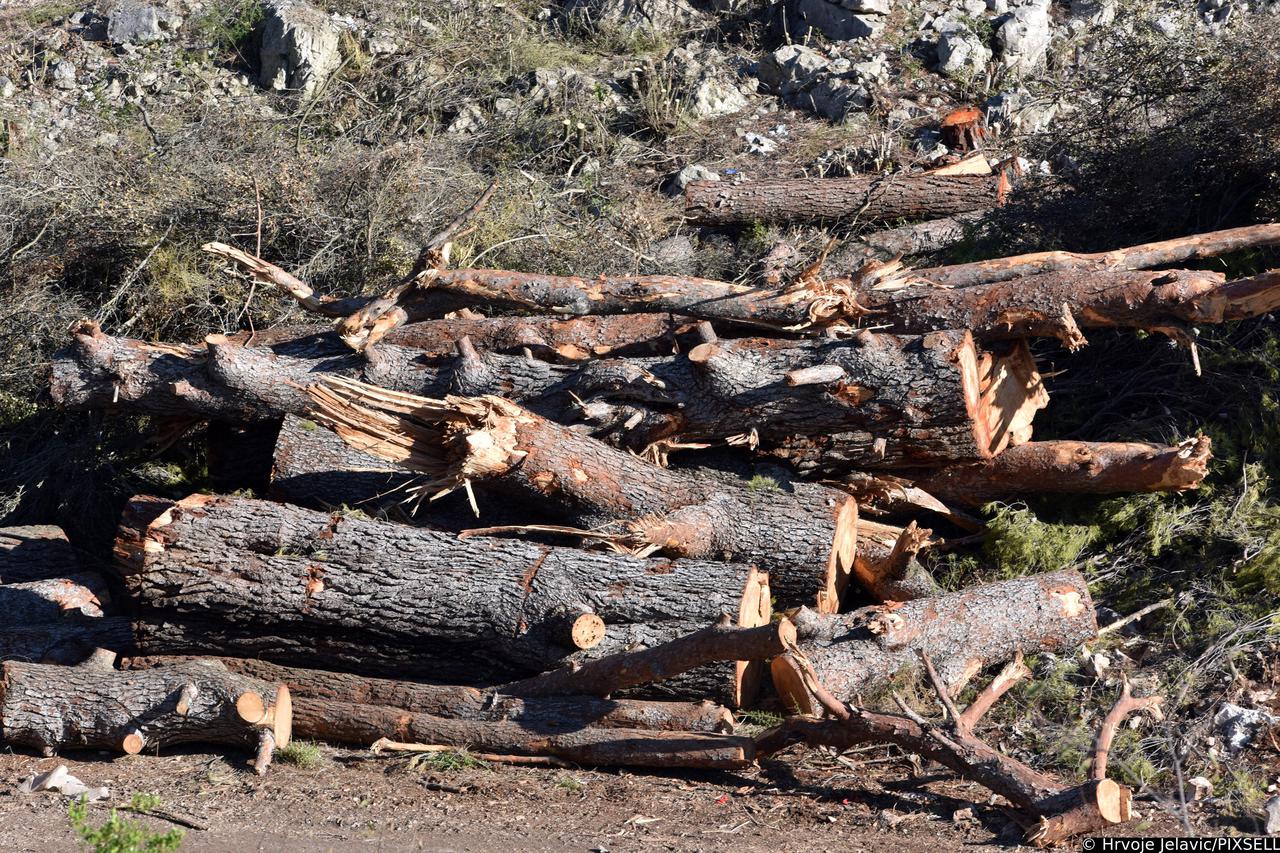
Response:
[[995, 0, 1053, 73], [935, 17, 992, 77], [1069, 0, 1116, 26], [666, 163, 718, 196], [756, 44, 829, 93], [563, 0, 702, 32], [791, 0, 887, 41], [107, 2, 181, 45], [664, 46, 751, 120], [259, 1, 342, 100]]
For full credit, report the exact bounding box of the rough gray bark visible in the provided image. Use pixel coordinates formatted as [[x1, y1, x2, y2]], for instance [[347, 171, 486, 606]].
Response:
[[0, 526, 82, 583], [113, 494, 792, 689], [684, 174, 1005, 225], [861, 268, 1280, 348], [0, 658, 290, 761], [302, 389, 858, 612], [773, 570, 1097, 710], [0, 573, 110, 625]]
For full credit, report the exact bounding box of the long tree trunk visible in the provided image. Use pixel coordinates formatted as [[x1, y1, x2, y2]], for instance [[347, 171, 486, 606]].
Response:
[[289, 698, 754, 768], [683, 174, 1007, 225], [0, 658, 290, 769], [771, 570, 1097, 711], [113, 494, 792, 700], [861, 267, 1280, 348], [119, 655, 736, 733], [0, 526, 82, 583], [909, 437, 1212, 506], [302, 385, 858, 611], [57, 326, 1043, 469], [911, 223, 1280, 288]]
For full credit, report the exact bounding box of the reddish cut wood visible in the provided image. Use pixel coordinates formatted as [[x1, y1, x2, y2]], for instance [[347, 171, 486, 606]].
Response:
[[684, 174, 1005, 225], [911, 437, 1212, 506]]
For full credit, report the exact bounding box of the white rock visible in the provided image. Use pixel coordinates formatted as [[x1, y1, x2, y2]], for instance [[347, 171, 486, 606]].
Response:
[[51, 61, 77, 90], [793, 0, 886, 41], [563, 0, 701, 31], [259, 2, 343, 100], [1188, 776, 1214, 800], [1266, 795, 1280, 835], [688, 75, 750, 119], [1069, 0, 1116, 25], [935, 18, 993, 78], [996, 0, 1052, 73], [666, 163, 718, 195], [1214, 702, 1280, 752], [0, 76, 15, 99], [446, 103, 486, 135], [107, 2, 181, 45], [756, 44, 829, 93]]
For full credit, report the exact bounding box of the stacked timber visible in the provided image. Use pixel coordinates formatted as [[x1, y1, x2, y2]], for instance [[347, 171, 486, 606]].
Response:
[[21, 189, 1276, 843]]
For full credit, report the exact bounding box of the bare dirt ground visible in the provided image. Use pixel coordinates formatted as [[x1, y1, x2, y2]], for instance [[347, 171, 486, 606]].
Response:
[[0, 744, 1199, 853]]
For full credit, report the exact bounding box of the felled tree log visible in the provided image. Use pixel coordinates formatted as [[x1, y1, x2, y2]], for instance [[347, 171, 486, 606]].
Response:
[[861, 267, 1280, 348], [305, 383, 858, 611], [684, 174, 1006, 225], [0, 573, 110, 625], [771, 570, 1097, 711], [288, 698, 753, 768], [306, 331, 1041, 470], [114, 494, 788, 699], [856, 211, 985, 257], [0, 658, 290, 771], [913, 223, 1280, 287], [120, 656, 735, 733], [850, 521, 937, 603], [909, 437, 1212, 506], [269, 413, 418, 509], [0, 526, 82, 583]]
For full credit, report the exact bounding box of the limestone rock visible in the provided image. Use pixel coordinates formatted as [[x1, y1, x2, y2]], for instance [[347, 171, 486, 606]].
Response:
[[259, 2, 343, 100], [1266, 795, 1280, 836], [107, 2, 182, 45], [563, 0, 702, 32], [791, 0, 887, 42], [756, 44, 829, 93], [935, 17, 992, 78], [995, 0, 1053, 73], [665, 163, 718, 196]]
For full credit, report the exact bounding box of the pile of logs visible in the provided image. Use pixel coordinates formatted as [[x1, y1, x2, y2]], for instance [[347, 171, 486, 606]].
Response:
[[19, 179, 1280, 844]]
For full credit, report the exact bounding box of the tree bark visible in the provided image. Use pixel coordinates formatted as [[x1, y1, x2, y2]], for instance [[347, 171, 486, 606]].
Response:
[[0, 526, 82, 583], [683, 174, 1006, 225], [302, 387, 858, 611], [0, 573, 110, 624], [912, 223, 1280, 288], [861, 267, 1280, 348], [113, 494, 793, 698], [909, 437, 1212, 506], [771, 570, 1097, 711], [856, 211, 985, 257], [288, 698, 754, 768], [0, 658, 290, 765], [119, 656, 735, 733]]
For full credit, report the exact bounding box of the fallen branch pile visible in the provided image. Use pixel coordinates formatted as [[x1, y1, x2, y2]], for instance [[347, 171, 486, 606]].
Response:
[[23, 206, 1268, 842]]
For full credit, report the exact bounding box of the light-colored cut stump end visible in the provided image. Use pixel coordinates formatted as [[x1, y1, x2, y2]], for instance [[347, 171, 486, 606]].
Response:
[[272, 685, 292, 748], [769, 655, 814, 717], [235, 691, 266, 724], [1096, 778, 1126, 824], [817, 498, 858, 614]]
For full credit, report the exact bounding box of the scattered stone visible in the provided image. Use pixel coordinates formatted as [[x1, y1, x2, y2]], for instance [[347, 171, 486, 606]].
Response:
[[0, 77, 15, 99], [1214, 702, 1280, 753], [664, 46, 750, 120], [995, 0, 1053, 74], [1149, 14, 1180, 37], [107, 2, 182, 45], [446, 103, 486, 135], [1266, 795, 1280, 836], [259, 1, 343, 100], [51, 61, 77, 91], [665, 163, 718, 196], [756, 45, 829, 94], [1069, 0, 1116, 26], [1188, 776, 1214, 800]]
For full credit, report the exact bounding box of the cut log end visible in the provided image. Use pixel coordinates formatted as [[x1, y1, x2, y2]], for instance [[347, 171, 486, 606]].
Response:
[[769, 654, 814, 716], [971, 340, 1048, 457], [569, 613, 607, 651], [121, 731, 146, 755]]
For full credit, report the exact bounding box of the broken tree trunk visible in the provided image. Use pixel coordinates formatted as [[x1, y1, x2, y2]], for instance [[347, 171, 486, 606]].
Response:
[[856, 211, 985, 258], [684, 174, 1007, 225], [850, 520, 938, 603], [289, 699, 754, 768], [304, 382, 858, 611], [860, 267, 1280, 348], [909, 437, 1212, 506], [119, 656, 735, 733], [305, 330, 1042, 469], [113, 494, 787, 701], [0, 526, 82, 583], [770, 569, 1096, 711], [0, 573, 110, 624], [912, 222, 1280, 287], [0, 658, 290, 770]]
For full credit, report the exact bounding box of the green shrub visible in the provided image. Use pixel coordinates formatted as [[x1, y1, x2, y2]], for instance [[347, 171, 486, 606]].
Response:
[[68, 797, 184, 853]]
